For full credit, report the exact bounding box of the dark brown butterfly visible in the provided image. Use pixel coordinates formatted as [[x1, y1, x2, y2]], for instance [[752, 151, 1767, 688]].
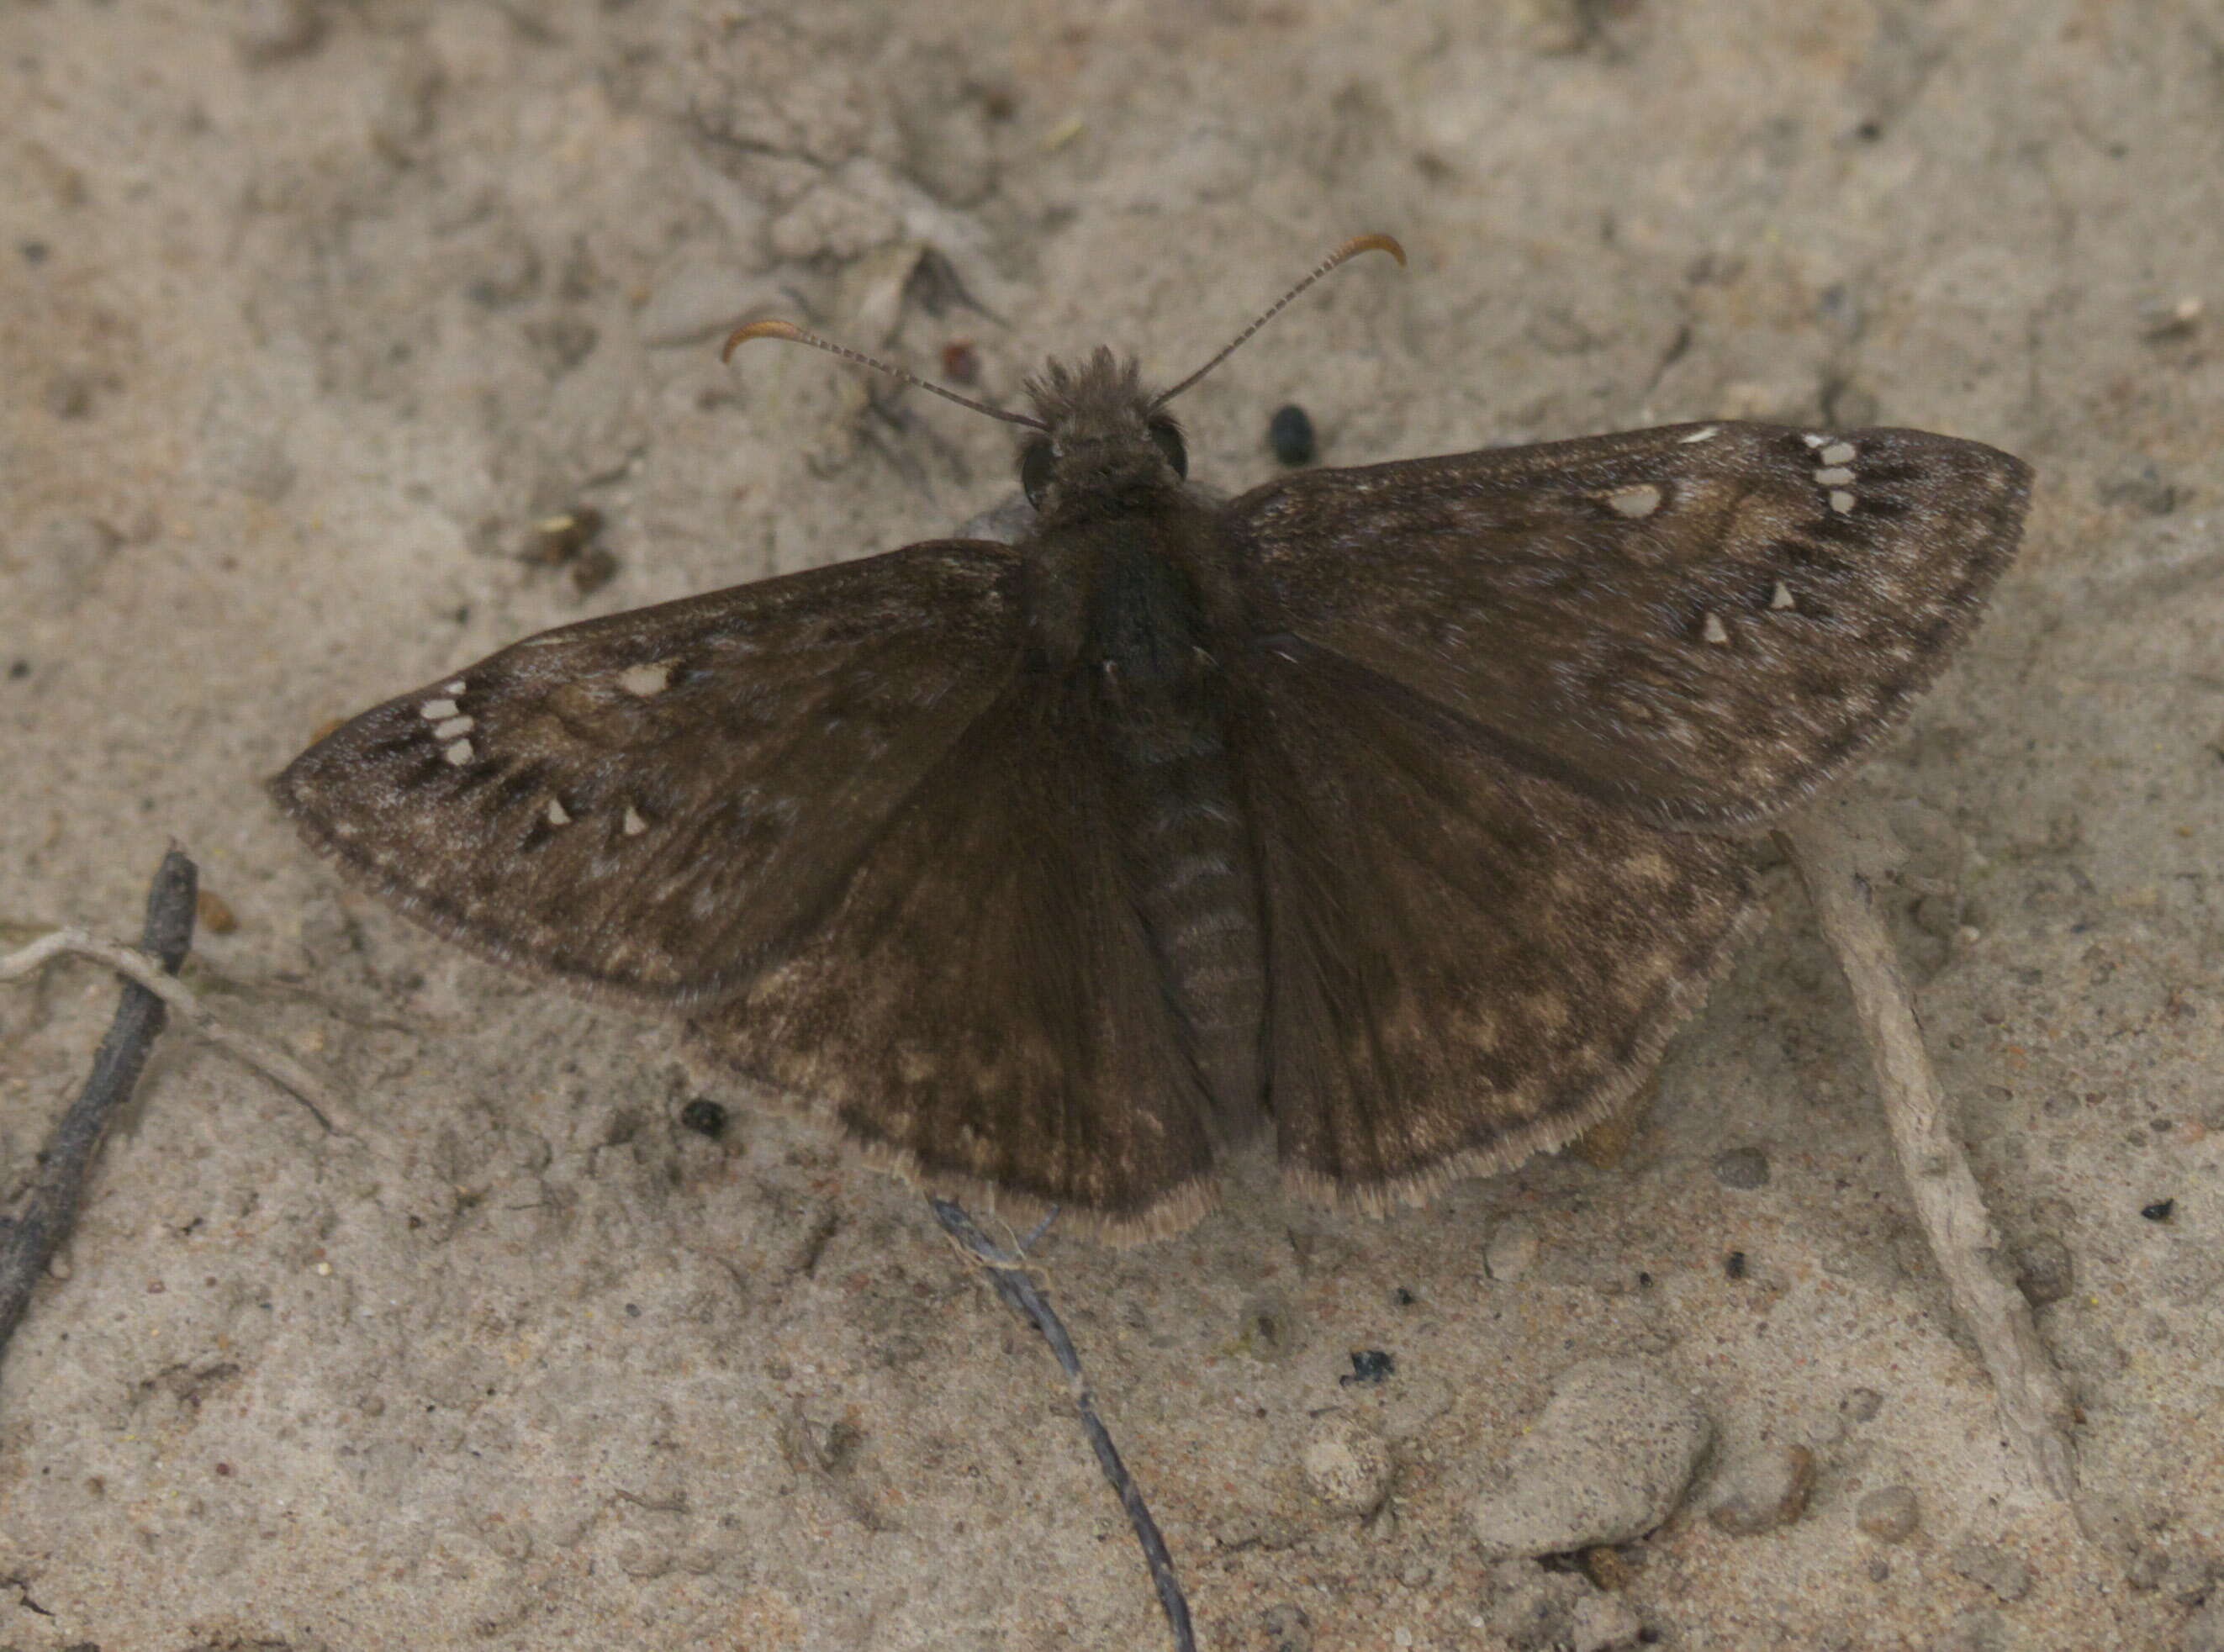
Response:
[[272, 235, 2031, 1240]]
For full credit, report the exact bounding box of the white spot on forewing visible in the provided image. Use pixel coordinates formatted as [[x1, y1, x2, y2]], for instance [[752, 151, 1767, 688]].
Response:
[[1771, 581, 1796, 610], [1830, 489, 1856, 514], [1608, 484, 1663, 519], [419, 699, 458, 720], [1701, 611, 1730, 646], [1678, 425, 1720, 444], [443, 738, 474, 766], [1819, 441, 1857, 466], [432, 715, 474, 739], [546, 798, 570, 826], [618, 662, 672, 698], [622, 805, 648, 837], [1815, 467, 1855, 485]]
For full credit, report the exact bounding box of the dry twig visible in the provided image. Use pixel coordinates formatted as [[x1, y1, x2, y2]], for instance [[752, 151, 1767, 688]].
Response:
[[1, 921, 355, 1137], [1780, 795, 2079, 1501], [0, 850, 198, 1361], [930, 1197, 1196, 1652]]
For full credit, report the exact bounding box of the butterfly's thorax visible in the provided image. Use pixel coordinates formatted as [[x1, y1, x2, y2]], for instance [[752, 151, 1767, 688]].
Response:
[[1022, 493, 1268, 1129]]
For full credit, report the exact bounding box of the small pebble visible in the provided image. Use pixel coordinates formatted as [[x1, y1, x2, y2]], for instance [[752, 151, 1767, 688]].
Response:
[[1486, 1216, 1540, 1281], [2162, 1554, 2219, 1607], [1485, 1561, 1590, 1651], [1267, 403, 1318, 467], [1711, 1146, 1771, 1189], [1707, 1444, 1815, 1535], [1948, 1606, 2010, 1652], [234, 0, 327, 63], [1301, 1414, 1392, 1516], [1840, 1387, 1884, 1424], [1950, 1539, 2033, 1602], [1340, 1349, 1395, 1386], [1239, 1293, 1297, 1361], [1256, 1602, 1313, 1652], [1569, 1591, 1645, 1652], [1856, 1485, 1920, 1543], [678, 1098, 727, 1139], [1578, 1545, 1639, 1592], [1470, 1359, 1711, 1557], [2013, 1235, 2074, 1305], [195, 889, 239, 934], [2181, 1597, 2224, 1652]]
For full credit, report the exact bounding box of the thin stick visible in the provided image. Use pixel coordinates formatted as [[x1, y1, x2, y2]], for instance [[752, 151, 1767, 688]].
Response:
[[0, 850, 198, 1362], [1, 928, 356, 1137], [929, 1197, 1196, 1652], [1778, 797, 2079, 1501]]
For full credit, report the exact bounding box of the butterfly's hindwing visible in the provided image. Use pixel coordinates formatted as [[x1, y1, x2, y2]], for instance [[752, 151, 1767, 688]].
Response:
[[1228, 422, 2031, 828], [1230, 636, 1756, 1205], [686, 667, 1222, 1237], [272, 541, 1026, 1000]]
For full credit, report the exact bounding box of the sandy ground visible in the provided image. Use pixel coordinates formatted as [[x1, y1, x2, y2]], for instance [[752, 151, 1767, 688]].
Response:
[[3, 3, 2221, 1648]]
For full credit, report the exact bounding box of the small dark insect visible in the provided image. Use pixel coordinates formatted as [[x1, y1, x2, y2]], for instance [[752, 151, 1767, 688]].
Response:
[[1267, 403, 1317, 467], [2141, 1199, 2175, 1222], [1339, 1349, 1397, 1385], [1725, 1250, 1750, 1280], [679, 1097, 729, 1138], [273, 235, 2030, 1242]]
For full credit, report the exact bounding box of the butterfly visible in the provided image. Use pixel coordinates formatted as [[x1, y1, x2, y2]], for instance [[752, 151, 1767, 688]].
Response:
[[272, 235, 2031, 1241]]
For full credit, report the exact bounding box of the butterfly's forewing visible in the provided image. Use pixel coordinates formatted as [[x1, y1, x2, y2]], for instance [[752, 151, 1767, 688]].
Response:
[[1228, 422, 2031, 828], [685, 669, 1221, 1238], [1229, 636, 1754, 1204], [273, 542, 1025, 1001]]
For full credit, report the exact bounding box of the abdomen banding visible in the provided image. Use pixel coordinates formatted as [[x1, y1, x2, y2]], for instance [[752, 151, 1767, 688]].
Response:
[[1112, 683, 1268, 1127], [1064, 514, 1270, 1127]]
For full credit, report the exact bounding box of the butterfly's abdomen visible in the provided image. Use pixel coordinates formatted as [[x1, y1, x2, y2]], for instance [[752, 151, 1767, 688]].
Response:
[[1112, 683, 1267, 1128], [1077, 528, 1268, 1127]]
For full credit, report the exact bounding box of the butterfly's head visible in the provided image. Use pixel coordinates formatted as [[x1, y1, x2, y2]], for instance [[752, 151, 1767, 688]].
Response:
[[1017, 346, 1188, 519], [721, 235, 1403, 525]]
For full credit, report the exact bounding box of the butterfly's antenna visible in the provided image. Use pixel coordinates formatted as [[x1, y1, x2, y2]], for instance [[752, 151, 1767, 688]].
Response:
[[723, 319, 1049, 431], [1150, 233, 1406, 410]]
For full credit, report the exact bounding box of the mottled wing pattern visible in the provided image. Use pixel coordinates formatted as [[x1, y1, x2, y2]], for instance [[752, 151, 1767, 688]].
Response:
[[687, 672, 1220, 1238], [1230, 423, 2031, 828], [1230, 637, 1755, 1204], [273, 542, 1024, 1002]]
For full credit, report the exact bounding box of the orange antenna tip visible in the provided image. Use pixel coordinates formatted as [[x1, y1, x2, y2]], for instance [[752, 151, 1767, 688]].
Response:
[[721, 318, 810, 364], [1336, 232, 1407, 268], [1150, 232, 1408, 409]]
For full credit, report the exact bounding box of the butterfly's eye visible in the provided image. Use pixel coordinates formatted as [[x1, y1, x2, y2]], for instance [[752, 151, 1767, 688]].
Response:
[[1148, 417, 1188, 478], [1021, 440, 1058, 507]]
